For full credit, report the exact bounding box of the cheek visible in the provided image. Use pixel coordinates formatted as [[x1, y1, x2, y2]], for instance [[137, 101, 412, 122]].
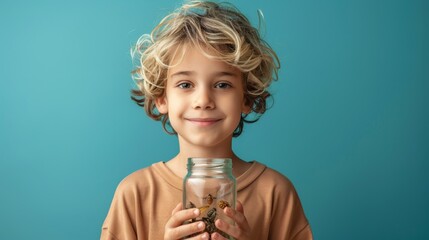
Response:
[[167, 99, 183, 113], [232, 95, 247, 113], [228, 104, 243, 124], [166, 97, 186, 124]]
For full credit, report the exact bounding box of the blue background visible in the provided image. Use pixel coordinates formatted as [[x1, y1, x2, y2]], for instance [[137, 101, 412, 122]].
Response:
[[0, 0, 428, 239]]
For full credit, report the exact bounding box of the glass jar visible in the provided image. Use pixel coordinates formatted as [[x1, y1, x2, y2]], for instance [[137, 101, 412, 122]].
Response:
[[183, 158, 236, 239]]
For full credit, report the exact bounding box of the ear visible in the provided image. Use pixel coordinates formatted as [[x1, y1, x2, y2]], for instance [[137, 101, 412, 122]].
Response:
[[242, 99, 252, 114], [155, 96, 168, 114]]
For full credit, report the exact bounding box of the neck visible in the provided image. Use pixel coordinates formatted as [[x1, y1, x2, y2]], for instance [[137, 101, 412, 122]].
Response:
[[175, 135, 236, 162], [166, 135, 248, 178]]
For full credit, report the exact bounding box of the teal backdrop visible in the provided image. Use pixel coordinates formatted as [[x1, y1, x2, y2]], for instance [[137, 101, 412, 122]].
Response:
[[0, 0, 428, 239]]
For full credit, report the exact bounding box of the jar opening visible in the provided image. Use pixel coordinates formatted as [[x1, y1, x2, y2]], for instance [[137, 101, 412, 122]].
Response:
[[187, 158, 232, 169]]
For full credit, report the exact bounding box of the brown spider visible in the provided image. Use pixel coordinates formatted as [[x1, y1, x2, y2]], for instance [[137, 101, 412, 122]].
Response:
[[203, 194, 217, 205]]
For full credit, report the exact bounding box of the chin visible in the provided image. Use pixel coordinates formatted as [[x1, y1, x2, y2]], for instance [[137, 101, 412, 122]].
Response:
[[185, 135, 230, 148]]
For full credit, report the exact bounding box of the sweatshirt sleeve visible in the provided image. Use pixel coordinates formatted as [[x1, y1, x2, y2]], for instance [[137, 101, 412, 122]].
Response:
[[268, 171, 313, 240], [100, 178, 141, 240]]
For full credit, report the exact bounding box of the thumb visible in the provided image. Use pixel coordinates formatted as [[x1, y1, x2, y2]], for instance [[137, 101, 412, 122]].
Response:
[[236, 200, 245, 215], [171, 202, 183, 216]]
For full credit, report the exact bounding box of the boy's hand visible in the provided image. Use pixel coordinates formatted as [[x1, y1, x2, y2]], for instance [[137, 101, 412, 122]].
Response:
[[164, 203, 209, 240], [211, 201, 251, 240]]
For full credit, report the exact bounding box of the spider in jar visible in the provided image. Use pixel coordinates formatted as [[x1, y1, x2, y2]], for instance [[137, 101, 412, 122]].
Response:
[[203, 194, 217, 205], [202, 208, 217, 234], [217, 200, 231, 209]]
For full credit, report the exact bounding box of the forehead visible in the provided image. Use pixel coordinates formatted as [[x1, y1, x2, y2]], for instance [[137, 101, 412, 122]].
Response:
[[167, 43, 241, 77]]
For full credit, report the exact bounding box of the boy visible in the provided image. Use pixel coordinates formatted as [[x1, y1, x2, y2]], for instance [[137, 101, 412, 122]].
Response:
[[101, 1, 313, 239]]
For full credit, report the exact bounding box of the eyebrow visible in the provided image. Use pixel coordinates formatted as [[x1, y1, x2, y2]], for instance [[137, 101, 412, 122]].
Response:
[[170, 71, 195, 78], [170, 71, 239, 78]]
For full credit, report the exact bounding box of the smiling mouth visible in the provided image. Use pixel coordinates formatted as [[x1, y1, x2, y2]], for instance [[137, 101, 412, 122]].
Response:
[[186, 118, 222, 126]]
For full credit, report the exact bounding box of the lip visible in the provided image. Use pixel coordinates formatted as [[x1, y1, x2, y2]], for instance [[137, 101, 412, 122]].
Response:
[[185, 118, 222, 126]]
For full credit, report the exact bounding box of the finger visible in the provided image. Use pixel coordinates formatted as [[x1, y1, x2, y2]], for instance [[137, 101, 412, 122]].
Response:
[[166, 221, 206, 239], [171, 202, 183, 216], [166, 208, 200, 228], [223, 207, 248, 227], [236, 200, 244, 215], [187, 231, 209, 240], [214, 219, 244, 240], [215, 206, 251, 240], [211, 232, 227, 240]]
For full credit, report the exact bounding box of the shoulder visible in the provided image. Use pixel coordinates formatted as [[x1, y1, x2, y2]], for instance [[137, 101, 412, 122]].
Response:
[[112, 164, 158, 198], [112, 161, 182, 198], [261, 165, 294, 186], [101, 165, 159, 239], [238, 162, 312, 238], [247, 161, 295, 192], [238, 161, 300, 202]]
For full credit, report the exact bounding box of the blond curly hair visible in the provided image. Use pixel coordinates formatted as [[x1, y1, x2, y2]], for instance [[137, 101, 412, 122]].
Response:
[[131, 0, 280, 136]]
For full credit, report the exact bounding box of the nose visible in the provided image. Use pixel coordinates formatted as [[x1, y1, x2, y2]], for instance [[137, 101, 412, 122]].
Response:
[[192, 87, 215, 110]]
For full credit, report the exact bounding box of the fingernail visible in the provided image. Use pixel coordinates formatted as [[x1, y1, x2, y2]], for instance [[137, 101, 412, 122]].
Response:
[[201, 232, 208, 239], [198, 222, 204, 229], [225, 207, 232, 214], [215, 219, 222, 227], [194, 209, 200, 216]]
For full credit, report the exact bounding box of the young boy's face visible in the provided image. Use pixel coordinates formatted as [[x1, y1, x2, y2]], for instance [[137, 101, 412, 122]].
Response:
[[155, 45, 250, 148]]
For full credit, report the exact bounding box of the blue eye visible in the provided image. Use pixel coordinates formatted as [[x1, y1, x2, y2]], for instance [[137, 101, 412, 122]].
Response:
[[215, 82, 232, 89], [178, 82, 192, 89]]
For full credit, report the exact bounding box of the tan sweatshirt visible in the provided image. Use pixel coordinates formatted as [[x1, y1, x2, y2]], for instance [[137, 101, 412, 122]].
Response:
[[101, 161, 313, 240]]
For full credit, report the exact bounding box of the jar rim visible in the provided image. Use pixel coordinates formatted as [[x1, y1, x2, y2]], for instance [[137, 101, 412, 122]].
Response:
[[187, 158, 232, 169]]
